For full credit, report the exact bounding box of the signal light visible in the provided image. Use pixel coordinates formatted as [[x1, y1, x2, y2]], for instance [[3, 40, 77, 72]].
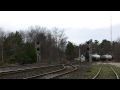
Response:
[[87, 47, 89, 51], [86, 41, 89, 44], [36, 42, 39, 45], [37, 47, 40, 51]]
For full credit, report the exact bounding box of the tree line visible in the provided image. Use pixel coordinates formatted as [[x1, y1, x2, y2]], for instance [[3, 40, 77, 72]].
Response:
[[0, 26, 120, 65], [66, 39, 120, 62], [0, 26, 67, 65]]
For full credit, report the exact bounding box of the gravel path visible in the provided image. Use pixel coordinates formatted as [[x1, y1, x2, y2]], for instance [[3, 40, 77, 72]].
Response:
[[0, 65, 63, 79], [93, 61, 120, 67], [0, 63, 58, 73], [108, 62, 120, 67]]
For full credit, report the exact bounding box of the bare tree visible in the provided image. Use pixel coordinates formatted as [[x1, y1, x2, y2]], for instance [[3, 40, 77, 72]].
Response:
[[52, 27, 67, 62], [19, 30, 27, 43]]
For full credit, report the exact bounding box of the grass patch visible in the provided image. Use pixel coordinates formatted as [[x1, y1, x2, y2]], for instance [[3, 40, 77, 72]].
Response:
[[64, 63, 93, 79], [0, 61, 19, 67], [83, 64, 101, 79], [109, 65, 120, 79], [58, 63, 120, 79], [97, 64, 116, 79], [83, 63, 120, 79]]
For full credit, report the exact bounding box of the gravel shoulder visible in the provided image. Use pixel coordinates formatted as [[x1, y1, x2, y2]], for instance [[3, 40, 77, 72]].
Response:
[[108, 62, 120, 67], [92, 61, 120, 67]]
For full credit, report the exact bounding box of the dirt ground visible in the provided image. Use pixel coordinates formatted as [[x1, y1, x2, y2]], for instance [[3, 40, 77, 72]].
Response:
[[108, 62, 120, 67], [93, 61, 120, 67]]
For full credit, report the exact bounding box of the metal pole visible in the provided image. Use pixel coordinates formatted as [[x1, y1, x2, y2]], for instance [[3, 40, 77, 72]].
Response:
[[89, 41, 90, 62], [39, 54, 40, 62], [36, 41, 39, 62], [89, 40, 92, 62], [1, 36, 3, 63], [2, 43, 3, 63], [39, 42, 41, 62], [79, 45, 81, 64], [37, 54, 38, 62], [79, 47, 80, 60], [36, 54, 37, 62], [91, 41, 92, 62], [110, 11, 112, 46], [89, 49, 91, 62]]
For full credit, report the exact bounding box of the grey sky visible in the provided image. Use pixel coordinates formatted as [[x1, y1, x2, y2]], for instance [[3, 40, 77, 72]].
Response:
[[0, 11, 120, 45]]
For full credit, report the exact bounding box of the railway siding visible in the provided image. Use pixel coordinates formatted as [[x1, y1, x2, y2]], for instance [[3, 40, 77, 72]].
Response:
[[94, 64, 117, 79], [24, 64, 77, 79], [50, 64, 77, 79], [80, 62, 120, 79], [83, 64, 101, 79], [109, 65, 120, 79], [0, 64, 63, 79]]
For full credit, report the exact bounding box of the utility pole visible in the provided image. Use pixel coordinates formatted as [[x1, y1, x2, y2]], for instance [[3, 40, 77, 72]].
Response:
[[110, 11, 112, 46], [0, 29, 4, 63], [40, 42, 41, 62], [79, 44, 81, 64], [89, 40, 92, 62], [1, 36, 3, 63]]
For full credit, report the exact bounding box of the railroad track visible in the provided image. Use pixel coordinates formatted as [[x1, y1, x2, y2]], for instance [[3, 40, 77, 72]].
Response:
[[0, 64, 64, 79], [0, 63, 44, 73], [24, 64, 77, 79], [93, 61, 119, 79], [0, 62, 73, 72], [0, 63, 57, 71]]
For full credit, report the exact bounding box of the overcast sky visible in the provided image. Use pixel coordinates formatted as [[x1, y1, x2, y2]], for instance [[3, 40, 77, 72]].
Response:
[[0, 11, 120, 45]]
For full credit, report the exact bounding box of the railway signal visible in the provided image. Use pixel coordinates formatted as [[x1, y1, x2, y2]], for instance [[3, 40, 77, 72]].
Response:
[[36, 41, 40, 45], [86, 41, 89, 44], [37, 47, 40, 51], [86, 39, 92, 62], [35, 41, 41, 62], [79, 44, 81, 64], [86, 41, 90, 52]]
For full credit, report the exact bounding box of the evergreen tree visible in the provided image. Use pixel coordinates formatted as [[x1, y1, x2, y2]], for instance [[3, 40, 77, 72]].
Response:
[[65, 41, 75, 61]]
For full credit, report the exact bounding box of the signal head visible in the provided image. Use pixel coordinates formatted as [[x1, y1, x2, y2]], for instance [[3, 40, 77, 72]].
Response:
[[36, 42, 40, 45], [87, 47, 89, 51], [86, 41, 89, 44], [37, 47, 40, 51]]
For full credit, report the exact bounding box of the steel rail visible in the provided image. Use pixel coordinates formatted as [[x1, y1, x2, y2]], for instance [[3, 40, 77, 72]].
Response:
[[24, 64, 77, 79], [93, 61, 119, 79], [23, 64, 65, 79], [49, 64, 77, 79], [0, 64, 63, 75]]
